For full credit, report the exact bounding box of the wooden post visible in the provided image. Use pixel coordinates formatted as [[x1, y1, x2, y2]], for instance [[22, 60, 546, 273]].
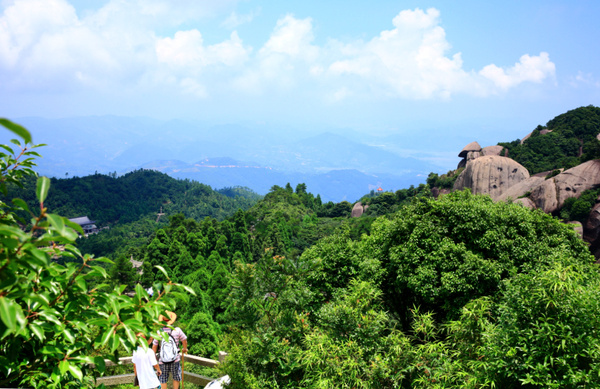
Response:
[[181, 352, 185, 389]]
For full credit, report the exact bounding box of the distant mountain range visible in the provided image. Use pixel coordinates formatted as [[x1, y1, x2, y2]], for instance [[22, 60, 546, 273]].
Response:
[[3, 116, 442, 202]]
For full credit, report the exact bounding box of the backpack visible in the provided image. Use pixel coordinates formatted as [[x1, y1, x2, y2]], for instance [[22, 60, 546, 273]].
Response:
[[159, 329, 179, 363]]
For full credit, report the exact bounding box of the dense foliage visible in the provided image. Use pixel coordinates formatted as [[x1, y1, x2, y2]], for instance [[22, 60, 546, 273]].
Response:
[[1, 171, 261, 261], [7, 104, 600, 388], [499, 105, 600, 174], [0, 119, 191, 388], [219, 191, 599, 388]]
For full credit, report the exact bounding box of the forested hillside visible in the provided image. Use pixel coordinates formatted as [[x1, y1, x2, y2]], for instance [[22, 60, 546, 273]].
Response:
[[4, 110, 600, 388], [498, 105, 600, 173], [1, 170, 261, 260], [4, 169, 261, 224]]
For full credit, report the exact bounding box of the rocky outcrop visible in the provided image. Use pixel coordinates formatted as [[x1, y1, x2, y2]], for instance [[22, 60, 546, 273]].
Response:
[[453, 155, 530, 200], [567, 221, 584, 238], [459, 141, 482, 158], [514, 197, 536, 209], [586, 200, 600, 242], [586, 200, 600, 260], [482, 145, 504, 157], [457, 141, 482, 169], [496, 176, 546, 203], [496, 160, 600, 213], [452, 139, 600, 260], [351, 202, 367, 217], [520, 129, 553, 144], [528, 160, 600, 213]]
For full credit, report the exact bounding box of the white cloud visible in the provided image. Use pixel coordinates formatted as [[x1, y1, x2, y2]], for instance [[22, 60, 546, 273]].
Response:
[[323, 7, 553, 100], [156, 30, 249, 70], [569, 71, 600, 88], [233, 14, 319, 94], [479, 52, 555, 90], [0, 3, 556, 101], [0, 0, 79, 68], [260, 14, 317, 59], [221, 9, 258, 29]]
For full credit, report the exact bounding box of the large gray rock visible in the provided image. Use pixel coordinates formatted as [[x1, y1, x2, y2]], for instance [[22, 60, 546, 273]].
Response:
[[586, 200, 600, 261], [529, 160, 600, 213], [453, 155, 530, 200], [585, 200, 600, 242], [482, 145, 504, 156], [513, 197, 536, 209], [496, 176, 546, 203], [351, 202, 365, 217]]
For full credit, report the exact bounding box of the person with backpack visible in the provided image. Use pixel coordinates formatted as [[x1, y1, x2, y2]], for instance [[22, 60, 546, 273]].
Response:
[[152, 311, 188, 389]]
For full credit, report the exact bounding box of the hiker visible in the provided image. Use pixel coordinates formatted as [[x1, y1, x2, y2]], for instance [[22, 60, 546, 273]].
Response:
[[132, 332, 161, 389], [152, 311, 188, 389]]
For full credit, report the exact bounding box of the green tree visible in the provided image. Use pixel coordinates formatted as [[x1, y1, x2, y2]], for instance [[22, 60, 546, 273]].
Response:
[[109, 255, 138, 289], [0, 119, 192, 388], [362, 190, 592, 325], [485, 256, 600, 387]]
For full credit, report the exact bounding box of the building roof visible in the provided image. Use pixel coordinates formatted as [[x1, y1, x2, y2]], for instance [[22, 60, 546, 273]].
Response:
[[68, 216, 95, 225]]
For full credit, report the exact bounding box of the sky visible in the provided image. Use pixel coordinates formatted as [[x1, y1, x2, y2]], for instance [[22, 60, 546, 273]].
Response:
[[1, 0, 599, 158]]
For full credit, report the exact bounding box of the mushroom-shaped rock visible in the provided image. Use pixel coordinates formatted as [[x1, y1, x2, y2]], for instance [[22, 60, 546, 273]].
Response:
[[482, 145, 504, 157], [458, 141, 482, 158], [453, 155, 530, 200], [529, 160, 600, 213], [351, 202, 365, 218]]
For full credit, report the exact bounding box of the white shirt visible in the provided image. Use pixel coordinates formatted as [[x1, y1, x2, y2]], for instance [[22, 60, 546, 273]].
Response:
[[132, 346, 161, 389]]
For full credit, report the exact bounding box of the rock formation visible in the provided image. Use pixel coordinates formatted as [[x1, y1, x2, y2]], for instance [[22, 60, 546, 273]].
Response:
[[586, 200, 600, 260], [351, 202, 367, 217], [453, 155, 530, 200], [451, 138, 600, 260], [457, 141, 482, 169], [517, 160, 600, 213], [481, 145, 504, 157]]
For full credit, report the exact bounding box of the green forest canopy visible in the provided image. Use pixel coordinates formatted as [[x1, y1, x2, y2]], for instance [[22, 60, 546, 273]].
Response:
[[4, 105, 600, 388], [499, 105, 600, 174]]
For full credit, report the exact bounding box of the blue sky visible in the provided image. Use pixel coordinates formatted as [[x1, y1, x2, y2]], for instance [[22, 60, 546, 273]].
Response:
[[1, 0, 599, 164]]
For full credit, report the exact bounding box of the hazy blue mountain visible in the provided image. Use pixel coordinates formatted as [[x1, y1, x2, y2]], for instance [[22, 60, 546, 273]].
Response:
[[135, 158, 423, 202], [3, 116, 438, 201]]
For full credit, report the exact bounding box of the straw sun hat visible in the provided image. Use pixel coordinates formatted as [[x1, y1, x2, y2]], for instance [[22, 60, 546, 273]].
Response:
[[158, 310, 177, 325]]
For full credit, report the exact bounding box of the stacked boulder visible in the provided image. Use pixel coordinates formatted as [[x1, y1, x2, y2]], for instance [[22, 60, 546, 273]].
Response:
[[453, 140, 600, 259], [454, 142, 530, 200]]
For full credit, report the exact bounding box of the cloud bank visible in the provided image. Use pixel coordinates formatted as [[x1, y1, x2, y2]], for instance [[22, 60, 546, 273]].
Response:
[[0, 1, 555, 101]]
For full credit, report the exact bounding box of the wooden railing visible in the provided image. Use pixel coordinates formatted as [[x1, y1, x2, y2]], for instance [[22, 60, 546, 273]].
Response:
[[96, 351, 227, 387]]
